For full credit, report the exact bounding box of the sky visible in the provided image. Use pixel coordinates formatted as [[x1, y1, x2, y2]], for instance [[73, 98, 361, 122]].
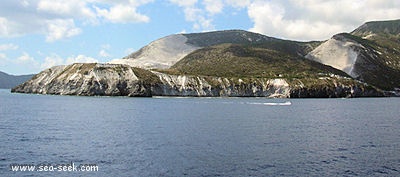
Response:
[[0, 0, 399, 75]]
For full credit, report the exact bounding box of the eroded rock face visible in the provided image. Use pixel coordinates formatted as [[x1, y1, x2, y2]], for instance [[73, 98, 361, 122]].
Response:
[[11, 63, 151, 96], [306, 34, 364, 78], [290, 84, 383, 98], [11, 63, 291, 97], [152, 72, 290, 97], [12, 63, 383, 98]]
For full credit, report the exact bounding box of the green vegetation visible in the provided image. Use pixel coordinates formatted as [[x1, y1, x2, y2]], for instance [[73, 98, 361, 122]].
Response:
[[350, 19, 400, 70], [183, 30, 273, 47], [168, 43, 348, 80], [77, 63, 97, 71], [344, 21, 400, 90], [253, 40, 321, 56], [351, 19, 400, 37], [48, 63, 94, 81], [131, 67, 161, 85], [183, 29, 321, 56], [288, 77, 357, 89]]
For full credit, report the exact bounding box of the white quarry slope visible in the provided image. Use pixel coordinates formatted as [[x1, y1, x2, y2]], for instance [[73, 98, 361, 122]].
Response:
[[109, 34, 200, 69], [306, 35, 364, 78]]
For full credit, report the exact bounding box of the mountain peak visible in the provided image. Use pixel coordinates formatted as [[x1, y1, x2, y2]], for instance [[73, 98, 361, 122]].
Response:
[[109, 30, 276, 69], [182, 29, 274, 47], [351, 19, 400, 37]]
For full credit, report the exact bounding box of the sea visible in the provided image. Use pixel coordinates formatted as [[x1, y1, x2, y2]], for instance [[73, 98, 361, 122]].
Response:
[[0, 89, 399, 176]]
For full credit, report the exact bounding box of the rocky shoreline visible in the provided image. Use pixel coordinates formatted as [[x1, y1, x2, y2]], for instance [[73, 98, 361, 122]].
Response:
[[12, 63, 384, 98]]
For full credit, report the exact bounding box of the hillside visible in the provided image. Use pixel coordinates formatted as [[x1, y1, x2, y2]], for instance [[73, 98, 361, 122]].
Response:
[[182, 29, 274, 47], [351, 19, 400, 37], [351, 20, 400, 71], [109, 34, 201, 69], [307, 20, 400, 90], [109, 30, 319, 69], [0, 71, 34, 89], [170, 43, 346, 78]]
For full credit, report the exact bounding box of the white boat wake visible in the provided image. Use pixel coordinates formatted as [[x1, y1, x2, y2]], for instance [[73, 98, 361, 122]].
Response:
[[152, 97, 292, 106], [248, 101, 292, 106]]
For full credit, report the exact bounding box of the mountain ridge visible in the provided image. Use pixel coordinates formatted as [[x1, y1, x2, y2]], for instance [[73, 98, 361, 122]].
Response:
[[351, 19, 400, 37], [109, 30, 319, 70], [0, 71, 34, 89]]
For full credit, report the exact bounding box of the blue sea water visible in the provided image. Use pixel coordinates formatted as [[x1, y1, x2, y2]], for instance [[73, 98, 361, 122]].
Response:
[[0, 89, 399, 176]]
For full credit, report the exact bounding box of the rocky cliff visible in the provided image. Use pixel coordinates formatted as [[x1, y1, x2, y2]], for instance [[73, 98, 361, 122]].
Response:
[[12, 63, 382, 98], [12, 63, 153, 96], [152, 71, 291, 97]]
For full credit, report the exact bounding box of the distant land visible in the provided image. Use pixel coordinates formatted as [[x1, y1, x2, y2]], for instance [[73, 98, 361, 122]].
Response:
[[12, 19, 400, 98], [0, 71, 34, 89]]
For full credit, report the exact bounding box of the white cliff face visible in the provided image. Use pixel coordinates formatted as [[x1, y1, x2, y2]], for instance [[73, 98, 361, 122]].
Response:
[[13, 63, 292, 97], [152, 72, 291, 97], [31, 65, 68, 87], [13, 63, 382, 97], [109, 34, 201, 69], [13, 63, 148, 96], [13, 63, 293, 97], [306, 36, 364, 78]]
